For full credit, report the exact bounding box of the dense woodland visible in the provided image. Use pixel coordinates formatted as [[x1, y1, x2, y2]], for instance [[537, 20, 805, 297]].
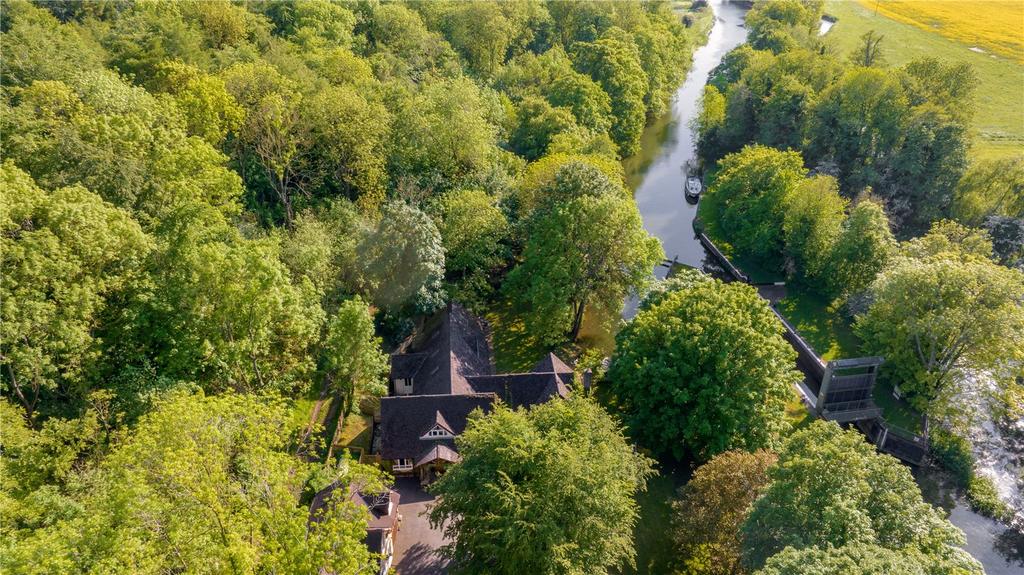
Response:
[[1, 1, 1022, 574], [0, 0, 691, 572]]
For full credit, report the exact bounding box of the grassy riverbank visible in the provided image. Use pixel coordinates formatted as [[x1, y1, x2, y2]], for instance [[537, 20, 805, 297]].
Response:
[[824, 0, 1024, 160]]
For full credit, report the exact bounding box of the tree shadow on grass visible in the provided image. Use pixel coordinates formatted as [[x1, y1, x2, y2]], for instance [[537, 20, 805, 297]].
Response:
[[485, 296, 618, 375]]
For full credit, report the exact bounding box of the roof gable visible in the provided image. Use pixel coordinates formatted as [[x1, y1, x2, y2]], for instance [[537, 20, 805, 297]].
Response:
[[389, 303, 494, 395], [532, 352, 573, 375], [379, 393, 495, 459]]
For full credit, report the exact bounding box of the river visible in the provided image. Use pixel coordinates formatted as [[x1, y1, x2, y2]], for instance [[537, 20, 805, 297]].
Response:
[[623, 0, 748, 278], [620, 0, 1022, 571]]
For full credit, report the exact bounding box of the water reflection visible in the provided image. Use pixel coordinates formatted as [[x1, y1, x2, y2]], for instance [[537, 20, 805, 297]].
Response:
[[623, 0, 750, 280], [951, 504, 1024, 574], [915, 465, 1024, 571]]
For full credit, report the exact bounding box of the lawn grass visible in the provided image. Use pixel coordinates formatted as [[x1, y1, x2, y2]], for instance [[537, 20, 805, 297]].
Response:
[[824, 0, 1024, 160], [785, 388, 816, 431], [485, 294, 617, 374], [333, 414, 373, 455], [873, 379, 924, 434], [618, 458, 693, 575], [289, 384, 329, 435], [774, 287, 861, 362]]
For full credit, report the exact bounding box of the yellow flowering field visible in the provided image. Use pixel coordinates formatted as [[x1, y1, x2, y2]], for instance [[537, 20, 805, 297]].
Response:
[[856, 0, 1024, 62]]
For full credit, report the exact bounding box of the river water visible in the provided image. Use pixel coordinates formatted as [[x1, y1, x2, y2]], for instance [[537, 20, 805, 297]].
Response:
[[621, 0, 1022, 571], [623, 0, 749, 277]]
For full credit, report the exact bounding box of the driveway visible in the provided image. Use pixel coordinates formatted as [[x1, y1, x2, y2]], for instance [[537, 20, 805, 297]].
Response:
[[393, 477, 450, 575]]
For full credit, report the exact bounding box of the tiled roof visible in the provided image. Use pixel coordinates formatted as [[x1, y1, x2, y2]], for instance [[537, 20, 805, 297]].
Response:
[[389, 303, 493, 395], [430, 410, 454, 435], [379, 393, 495, 459], [390, 353, 427, 380], [380, 303, 573, 467], [308, 482, 400, 552], [532, 352, 573, 376], [465, 372, 570, 408], [415, 444, 461, 467]]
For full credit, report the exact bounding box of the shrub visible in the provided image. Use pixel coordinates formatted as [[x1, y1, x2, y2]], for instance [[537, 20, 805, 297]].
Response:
[[967, 475, 1013, 522], [929, 428, 973, 485]]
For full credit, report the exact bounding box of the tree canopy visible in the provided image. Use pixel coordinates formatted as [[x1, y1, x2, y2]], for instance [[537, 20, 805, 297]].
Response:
[[707, 145, 807, 262], [1, 392, 386, 574], [672, 450, 777, 575], [607, 275, 798, 460], [505, 162, 662, 343], [741, 421, 981, 574], [698, 8, 976, 236], [855, 222, 1024, 418], [428, 397, 654, 575]]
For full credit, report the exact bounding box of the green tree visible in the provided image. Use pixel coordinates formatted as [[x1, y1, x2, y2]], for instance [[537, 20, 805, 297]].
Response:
[[505, 163, 662, 343], [149, 60, 244, 147], [882, 103, 969, 234], [901, 219, 994, 263], [131, 203, 324, 394], [0, 0, 106, 87], [3, 73, 243, 222], [672, 450, 777, 575], [436, 1, 537, 78], [1, 163, 151, 422], [1, 392, 387, 574], [607, 277, 797, 460], [952, 155, 1024, 226], [279, 200, 367, 305], [509, 96, 580, 161], [758, 75, 813, 151], [825, 198, 896, 298], [222, 61, 306, 226], [695, 85, 727, 161], [99, 1, 209, 85], [546, 67, 614, 133], [632, 13, 690, 119], [428, 397, 654, 575], [806, 68, 908, 195], [782, 175, 846, 284], [387, 77, 503, 191], [756, 543, 936, 575], [708, 145, 807, 262], [355, 2, 461, 81], [572, 33, 648, 157], [430, 189, 510, 306], [322, 297, 388, 418], [741, 421, 979, 574], [855, 235, 1024, 418], [514, 152, 624, 220], [358, 201, 446, 315], [849, 30, 887, 67], [985, 216, 1024, 269], [746, 0, 823, 53], [304, 85, 391, 212]]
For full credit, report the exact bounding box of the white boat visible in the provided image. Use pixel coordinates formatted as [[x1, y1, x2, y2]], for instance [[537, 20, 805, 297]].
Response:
[[685, 176, 702, 200]]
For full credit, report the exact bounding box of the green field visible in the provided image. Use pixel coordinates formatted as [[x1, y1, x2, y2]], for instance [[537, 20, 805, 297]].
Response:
[[824, 0, 1024, 160]]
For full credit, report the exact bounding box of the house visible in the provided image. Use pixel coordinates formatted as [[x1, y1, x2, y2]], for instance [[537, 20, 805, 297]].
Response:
[[378, 303, 573, 483], [309, 482, 401, 575]]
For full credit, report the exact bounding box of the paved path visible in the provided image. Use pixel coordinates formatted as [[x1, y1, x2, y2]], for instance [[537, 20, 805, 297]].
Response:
[[393, 477, 450, 575]]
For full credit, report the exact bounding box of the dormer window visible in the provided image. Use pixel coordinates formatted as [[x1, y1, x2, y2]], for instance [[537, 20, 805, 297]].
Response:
[[394, 377, 414, 396], [420, 424, 454, 440]]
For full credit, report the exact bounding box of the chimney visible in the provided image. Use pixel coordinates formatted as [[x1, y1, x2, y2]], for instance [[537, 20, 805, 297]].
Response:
[[582, 369, 593, 394]]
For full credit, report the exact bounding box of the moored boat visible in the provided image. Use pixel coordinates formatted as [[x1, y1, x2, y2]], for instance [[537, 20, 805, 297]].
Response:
[[685, 176, 702, 201]]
